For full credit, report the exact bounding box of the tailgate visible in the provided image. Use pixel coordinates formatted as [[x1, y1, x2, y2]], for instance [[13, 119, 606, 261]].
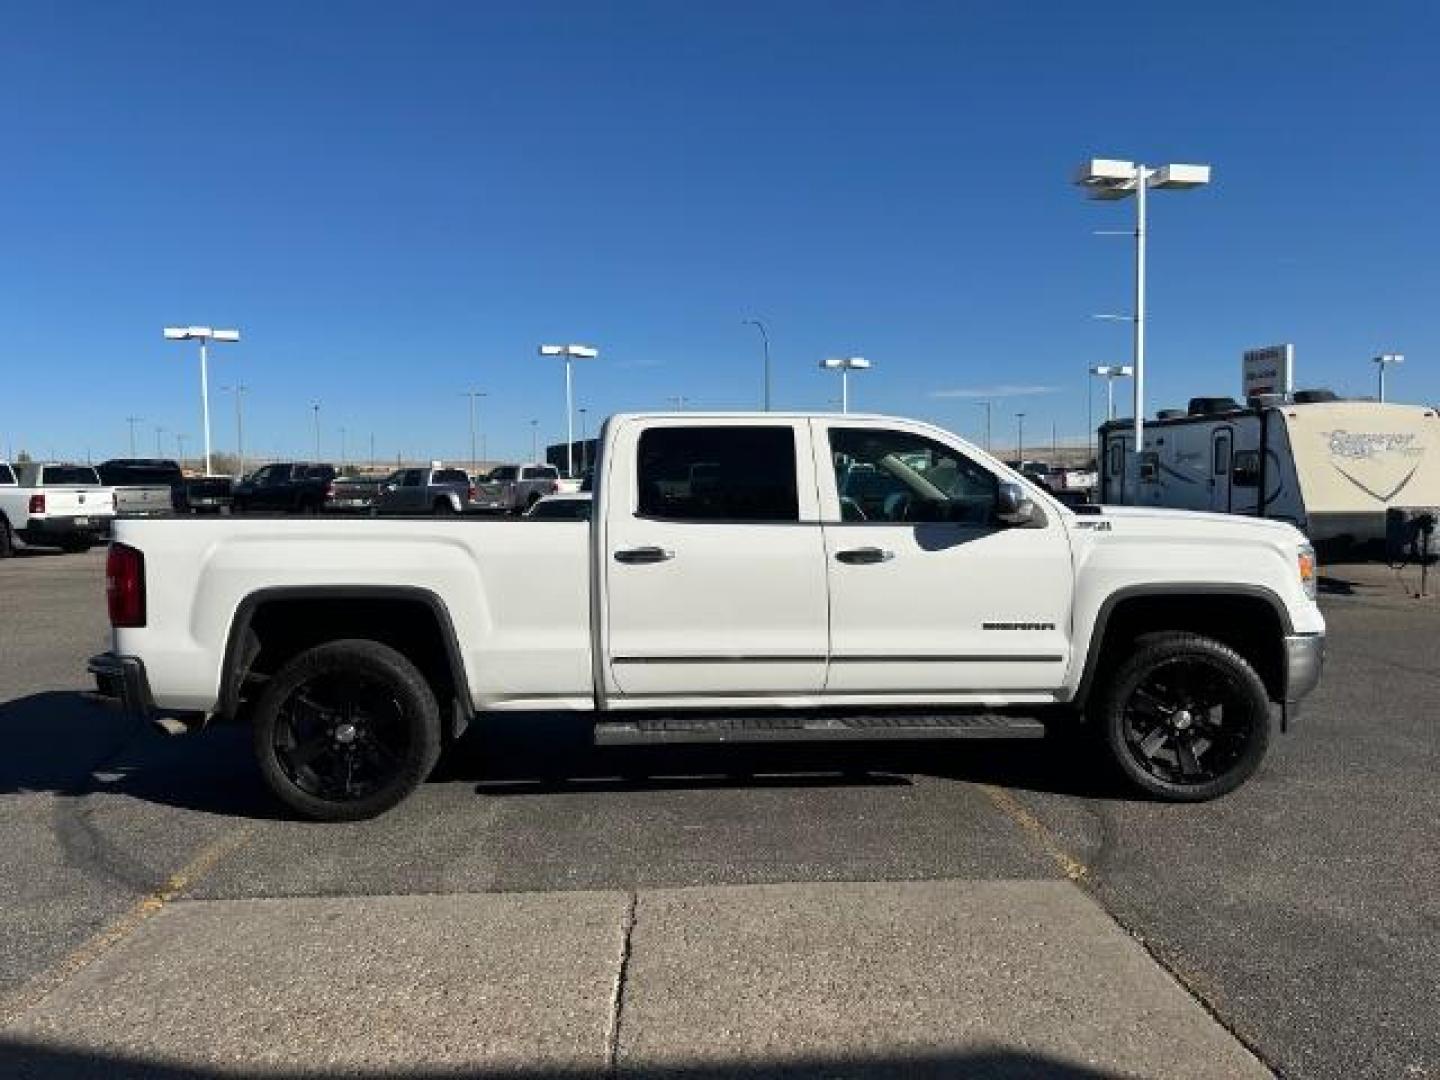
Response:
[[115, 486, 173, 513], [40, 487, 113, 516]]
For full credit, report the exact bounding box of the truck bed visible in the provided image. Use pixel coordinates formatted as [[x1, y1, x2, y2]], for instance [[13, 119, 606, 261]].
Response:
[[110, 515, 592, 712]]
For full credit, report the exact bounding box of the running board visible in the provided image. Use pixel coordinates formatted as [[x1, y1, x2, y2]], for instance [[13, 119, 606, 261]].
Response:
[[593, 713, 1046, 746]]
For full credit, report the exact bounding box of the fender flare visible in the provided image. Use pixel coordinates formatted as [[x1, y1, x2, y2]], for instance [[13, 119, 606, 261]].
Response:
[[217, 585, 475, 737], [1069, 583, 1294, 709]]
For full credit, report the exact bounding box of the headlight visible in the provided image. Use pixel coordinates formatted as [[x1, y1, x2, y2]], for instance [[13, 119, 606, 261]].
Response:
[[1297, 543, 1318, 600]]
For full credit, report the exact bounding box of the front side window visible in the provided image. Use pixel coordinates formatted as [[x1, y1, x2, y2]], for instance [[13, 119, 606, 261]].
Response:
[[523, 466, 558, 480], [400, 469, 425, 487], [636, 426, 798, 522], [829, 428, 996, 525], [1213, 437, 1231, 476], [0, 464, 16, 485]]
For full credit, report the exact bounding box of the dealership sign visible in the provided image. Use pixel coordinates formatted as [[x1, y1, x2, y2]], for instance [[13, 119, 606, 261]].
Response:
[[1242, 344, 1295, 397]]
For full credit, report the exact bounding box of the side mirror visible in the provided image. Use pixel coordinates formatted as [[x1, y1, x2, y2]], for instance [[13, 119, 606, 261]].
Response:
[[996, 481, 1035, 526]]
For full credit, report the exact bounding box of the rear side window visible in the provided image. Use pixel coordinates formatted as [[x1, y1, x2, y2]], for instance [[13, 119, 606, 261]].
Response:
[[42, 466, 100, 486], [435, 469, 469, 484], [489, 466, 519, 481], [636, 426, 798, 522], [523, 466, 558, 480], [0, 465, 14, 485]]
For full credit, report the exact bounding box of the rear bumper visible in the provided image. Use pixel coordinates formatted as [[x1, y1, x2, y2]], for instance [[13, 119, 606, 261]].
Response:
[[1282, 633, 1325, 703], [22, 516, 112, 539], [87, 652, 154, 717]]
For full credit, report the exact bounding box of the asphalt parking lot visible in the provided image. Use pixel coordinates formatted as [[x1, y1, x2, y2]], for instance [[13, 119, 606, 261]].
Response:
[[0, 548, 1436, 1078]]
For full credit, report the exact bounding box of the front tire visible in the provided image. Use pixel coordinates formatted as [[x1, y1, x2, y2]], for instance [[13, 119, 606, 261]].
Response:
[[252, 639, 442, 821], [1095, 632, 1271, 802], [0, 518, 13, 558]]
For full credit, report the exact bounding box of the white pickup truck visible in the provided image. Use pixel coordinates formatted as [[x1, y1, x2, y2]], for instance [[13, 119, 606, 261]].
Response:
[[88, 413, 1325, 820], [1, 462, 116, 556]]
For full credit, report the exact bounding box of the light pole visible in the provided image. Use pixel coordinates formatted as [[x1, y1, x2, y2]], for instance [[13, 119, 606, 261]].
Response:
[[1088, 364, 1134, 425], [1015, 413, 1026, 460], [974, 401, 993, 452], [125, 416, 143, 457], [529, 419, 539, 463], [163, 326, 240, 477], [222, 384, 248, 477], [339, 426, 347, 470], [667, 395, 691, 410], [743, 318, 772, 410], [154, 425, 166, 457], [176, 432, 189, 466], [1074, 160, 1210, 484], [460, 390, 486, 472], [311, 403, 321, 461], [820, 356, 871, 414], [1373, 353, 1404, 402], [539, 344, 599, 478], [578, 408, 589, 474]]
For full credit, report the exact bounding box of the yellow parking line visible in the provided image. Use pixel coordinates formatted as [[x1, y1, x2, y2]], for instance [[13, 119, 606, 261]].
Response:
[[0, 824, 254, 1027], [980, 784, 1090, 883]]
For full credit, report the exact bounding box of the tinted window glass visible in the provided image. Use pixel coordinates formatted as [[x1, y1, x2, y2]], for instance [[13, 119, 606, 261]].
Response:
[[489, 466, 519, 481], [98, 462, 182, 485], [0, 465, 15, 485], [523, 466, 559, 480], [528, 497, 592, 520], [637, 426, 798, 522], [42, 466, 101, 486], [829, 428, 996, 525], [400, 469, 425, 487], [435, 469, 469, 484], [1213, 437, 1231, 475]]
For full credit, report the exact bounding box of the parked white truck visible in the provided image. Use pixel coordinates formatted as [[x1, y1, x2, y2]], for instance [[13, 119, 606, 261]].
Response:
[[89, 413, 1324, 820], [1, 462, 116, 556]]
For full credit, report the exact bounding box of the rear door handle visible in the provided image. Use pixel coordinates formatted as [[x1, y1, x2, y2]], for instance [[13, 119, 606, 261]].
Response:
[[614, 546, 675, 564], [835, 546, 894, 565]]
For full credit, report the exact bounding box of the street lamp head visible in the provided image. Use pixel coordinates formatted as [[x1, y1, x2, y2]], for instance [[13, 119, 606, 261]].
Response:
[[821, 356, 870, 371], [163, 327, 189, 340], [539, 345, 564, 357], [1090, 365, 1135, 377], [163, 326, 239, 342], [211, 329, 241, 343], [1074, 158, 1138, 199], [566, 345, 599, 359], [1151, 164, 1211, 190], [1373, 353, 1404, 366]]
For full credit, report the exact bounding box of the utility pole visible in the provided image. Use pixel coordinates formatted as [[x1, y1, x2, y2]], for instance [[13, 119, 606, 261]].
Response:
[[223, 384, 248, 477], [125, 416, 143, 457], [154, 425, 166, 457], [339, 426, 347, 470], [311, 402, 321, 460], [369, 432, 376, 471], [578, 408, 589, 475], [461, 390, 486, 472], [667, 395, 691, 410], [1016, 413, 1026, 460], [176, 432, 189, 466], [529, 419, 539, 463], [974, 401, 992, 452]]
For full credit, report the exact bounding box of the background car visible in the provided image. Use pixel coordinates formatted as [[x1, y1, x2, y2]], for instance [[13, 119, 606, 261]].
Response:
[[372, 466, 475, 515], [231, 462, 337, 514], [473, 463, 564, 514], [96, 458, 182, 517]]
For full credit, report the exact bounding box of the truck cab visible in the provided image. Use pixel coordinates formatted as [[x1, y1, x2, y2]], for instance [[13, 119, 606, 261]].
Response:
[[88, 412, 1325, 820]]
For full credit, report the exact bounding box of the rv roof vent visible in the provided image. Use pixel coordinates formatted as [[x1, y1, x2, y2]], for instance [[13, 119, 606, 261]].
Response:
[[1156, 408, 1187, 420], [1293, 388, 1341, 404], [1247, 393, 1286, 409], [1188, 396, 1243, 417]]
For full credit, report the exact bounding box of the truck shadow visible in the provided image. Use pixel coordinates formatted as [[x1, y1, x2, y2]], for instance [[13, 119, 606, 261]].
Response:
[[0, 693, 1131, 817], [454, 714, 1132, 802]]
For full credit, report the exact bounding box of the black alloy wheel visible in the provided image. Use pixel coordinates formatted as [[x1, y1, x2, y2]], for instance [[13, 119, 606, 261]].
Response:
[[1097, 632, 1271, 801], [253, 639, 441, 820]]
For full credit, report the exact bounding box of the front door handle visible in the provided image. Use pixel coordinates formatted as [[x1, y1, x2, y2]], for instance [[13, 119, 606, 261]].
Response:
[[614, 546, 675, 564], [835, 546, 894, 565]]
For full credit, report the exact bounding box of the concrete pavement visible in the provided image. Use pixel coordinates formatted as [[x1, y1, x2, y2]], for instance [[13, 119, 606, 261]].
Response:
[[5, 881, 1268, 1078]]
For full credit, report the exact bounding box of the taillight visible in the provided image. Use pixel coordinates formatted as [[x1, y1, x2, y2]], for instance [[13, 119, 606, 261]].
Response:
[[326, 482, 336, 499], [28, 493, 44, 514], [468, 484, 477, 501], [106, 543, 146, 628], [549, 481, 559, 494]]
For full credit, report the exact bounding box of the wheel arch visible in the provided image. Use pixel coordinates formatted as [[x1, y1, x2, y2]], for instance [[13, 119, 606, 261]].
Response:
[[1072, 584, 1292, 709], [219, 585, 474, 738]]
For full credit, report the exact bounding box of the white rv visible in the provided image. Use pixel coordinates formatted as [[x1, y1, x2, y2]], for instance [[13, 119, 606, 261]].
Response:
[[1098, 391, 1440, 550]]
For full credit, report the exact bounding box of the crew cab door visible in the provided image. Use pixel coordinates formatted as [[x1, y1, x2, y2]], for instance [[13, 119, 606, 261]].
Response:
[[602, 418, 828, 697], [818, 421, 1073, 694]]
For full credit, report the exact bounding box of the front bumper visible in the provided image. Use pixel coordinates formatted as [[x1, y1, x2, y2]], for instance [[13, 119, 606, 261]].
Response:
[[87, 652, 154, 717], [1282, 633, 1325, 703]]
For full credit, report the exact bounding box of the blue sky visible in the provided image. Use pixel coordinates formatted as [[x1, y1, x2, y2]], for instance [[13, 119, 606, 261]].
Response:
[[2, 1, 1437, 465]]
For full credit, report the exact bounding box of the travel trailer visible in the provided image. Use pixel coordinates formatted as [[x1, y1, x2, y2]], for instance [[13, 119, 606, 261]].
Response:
[[1098, 391, 1440, 550]]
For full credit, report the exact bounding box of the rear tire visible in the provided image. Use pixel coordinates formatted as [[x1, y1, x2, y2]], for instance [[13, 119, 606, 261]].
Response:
[[252, 639, 443, 821], [1094, 632, 1271, 802], [433, 499, 458, 516], [0, 518, 13, 558]]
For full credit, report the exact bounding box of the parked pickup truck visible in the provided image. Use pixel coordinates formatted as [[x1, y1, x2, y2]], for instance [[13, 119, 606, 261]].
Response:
[[231, 463, 337, 514], [372, 466, 476, 515], [1, 462, 115, 556], [97, 458, 182, 517], [472, 463, 564, 513], [88, 412, 1325, 821]]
